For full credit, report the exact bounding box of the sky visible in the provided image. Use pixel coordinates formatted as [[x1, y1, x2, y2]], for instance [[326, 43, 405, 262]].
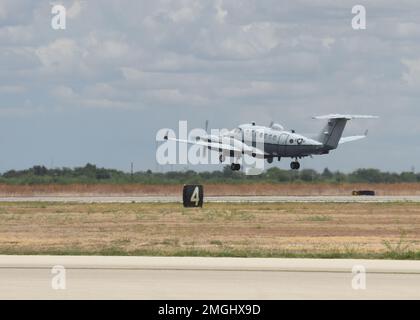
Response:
[[0, 0, 420, 173]]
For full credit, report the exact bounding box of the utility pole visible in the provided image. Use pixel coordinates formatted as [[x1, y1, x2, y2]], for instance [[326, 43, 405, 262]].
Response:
[[131, 162, 134, 181]]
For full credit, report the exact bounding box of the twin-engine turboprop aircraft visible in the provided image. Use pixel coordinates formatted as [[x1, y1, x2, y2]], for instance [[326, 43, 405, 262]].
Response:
[[164, 114, 378, 170]]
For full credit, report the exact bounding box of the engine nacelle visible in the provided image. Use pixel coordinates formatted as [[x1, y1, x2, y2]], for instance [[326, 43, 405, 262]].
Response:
[[196, 134, 220, 143]]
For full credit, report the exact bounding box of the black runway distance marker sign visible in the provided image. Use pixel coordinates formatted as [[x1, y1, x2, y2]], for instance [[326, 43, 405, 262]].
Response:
[[183, 185, 203, 208]]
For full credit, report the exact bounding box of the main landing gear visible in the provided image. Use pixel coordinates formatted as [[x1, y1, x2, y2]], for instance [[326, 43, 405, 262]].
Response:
[[220, 154, 240, 171], [230, 163, 241, 171], [290, 160, 300, 170]]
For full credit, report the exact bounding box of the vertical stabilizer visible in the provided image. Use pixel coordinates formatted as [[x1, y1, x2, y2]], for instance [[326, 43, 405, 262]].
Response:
[[313, 114, 378, 150], [317, 118, 348, 149]]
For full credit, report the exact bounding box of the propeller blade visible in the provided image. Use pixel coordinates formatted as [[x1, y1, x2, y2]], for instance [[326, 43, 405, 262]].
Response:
[[204, 120, 209, 157], [205, 120, 209, 134], [203, 140, 208, 157]]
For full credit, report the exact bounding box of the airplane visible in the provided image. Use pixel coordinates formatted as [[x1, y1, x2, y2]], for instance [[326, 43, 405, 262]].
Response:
[[164, 114, 378, 171]]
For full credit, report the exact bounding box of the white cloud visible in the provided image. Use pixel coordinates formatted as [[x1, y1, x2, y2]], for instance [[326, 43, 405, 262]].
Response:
[[402, 58, 420, 86], [52, 85, 78, 100], [67, 0, 83, 19], [0, 85, 25, 93], [35, 38, 85, 72], [322, 36, 335, 49], [215, 0, 228, 24], [81, 98, 129, 109]]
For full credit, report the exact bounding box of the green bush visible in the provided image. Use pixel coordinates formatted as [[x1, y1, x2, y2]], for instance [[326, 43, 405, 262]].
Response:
[[0, 164, 418, 185]]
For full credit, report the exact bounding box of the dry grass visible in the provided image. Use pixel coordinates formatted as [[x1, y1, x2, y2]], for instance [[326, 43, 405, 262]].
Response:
[[0, 183, 420, 196], [0, 202, 420, 258]]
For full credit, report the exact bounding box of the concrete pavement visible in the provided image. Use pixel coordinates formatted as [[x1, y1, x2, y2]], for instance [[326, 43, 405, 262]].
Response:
[[0, 256, 419, 299]]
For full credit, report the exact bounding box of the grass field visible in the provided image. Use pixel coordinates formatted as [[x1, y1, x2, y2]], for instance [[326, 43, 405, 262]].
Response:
[[0, 182, 420, 196], [0, 202, 420, 259]]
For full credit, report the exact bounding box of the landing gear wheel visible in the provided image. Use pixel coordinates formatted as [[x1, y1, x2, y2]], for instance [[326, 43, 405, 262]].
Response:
[[219, 154, 226, 163], [290, 161, 300, 170], [230, 163, 241, 171]]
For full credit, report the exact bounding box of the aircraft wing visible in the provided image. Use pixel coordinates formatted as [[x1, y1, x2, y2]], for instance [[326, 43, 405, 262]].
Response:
[[164, 136, 267, 158]]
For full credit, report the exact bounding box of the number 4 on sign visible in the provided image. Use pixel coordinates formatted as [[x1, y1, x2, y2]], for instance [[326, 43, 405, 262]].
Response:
[[191, 186, 200, 206], [182, 185, 203, 207]]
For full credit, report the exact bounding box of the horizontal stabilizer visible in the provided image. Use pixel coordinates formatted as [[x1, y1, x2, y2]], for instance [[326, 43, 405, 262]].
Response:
[[339, 134, 367, 144], [313, 114, 378, 120]]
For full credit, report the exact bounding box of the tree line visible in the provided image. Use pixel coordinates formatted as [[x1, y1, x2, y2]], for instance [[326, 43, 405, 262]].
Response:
[[0, 163, 419, 184]]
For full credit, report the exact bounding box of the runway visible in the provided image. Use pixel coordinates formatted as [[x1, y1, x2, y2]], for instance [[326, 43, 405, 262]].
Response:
[[0, 195, 420, 203], [1, 256, 420, 299]]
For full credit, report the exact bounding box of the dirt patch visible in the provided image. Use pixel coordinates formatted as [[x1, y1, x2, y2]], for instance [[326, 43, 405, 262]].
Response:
[[0, 183, 419, 196]]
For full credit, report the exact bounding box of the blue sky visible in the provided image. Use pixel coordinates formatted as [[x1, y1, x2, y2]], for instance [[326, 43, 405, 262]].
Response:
[[0, 0, 420, 173]]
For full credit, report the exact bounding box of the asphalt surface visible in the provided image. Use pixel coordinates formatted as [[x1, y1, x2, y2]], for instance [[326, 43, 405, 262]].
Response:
[[1, 256, 420, 299], [0, 195, 419, 203]]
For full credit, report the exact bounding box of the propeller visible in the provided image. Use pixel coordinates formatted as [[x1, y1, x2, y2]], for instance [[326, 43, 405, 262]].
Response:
[[203, 120, 209, 157], [205, 120, 209, 134]]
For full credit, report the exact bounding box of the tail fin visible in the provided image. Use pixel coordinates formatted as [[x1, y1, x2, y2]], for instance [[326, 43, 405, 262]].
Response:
[[313, 114, 378, 150]]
